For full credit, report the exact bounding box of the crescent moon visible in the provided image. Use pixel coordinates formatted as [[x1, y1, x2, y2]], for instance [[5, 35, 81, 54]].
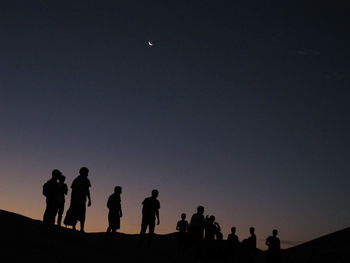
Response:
[[148, 41, 153, 46]]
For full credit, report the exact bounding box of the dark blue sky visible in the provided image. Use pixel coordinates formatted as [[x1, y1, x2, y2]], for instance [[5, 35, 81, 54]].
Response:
[[0, 0, 349, 248]]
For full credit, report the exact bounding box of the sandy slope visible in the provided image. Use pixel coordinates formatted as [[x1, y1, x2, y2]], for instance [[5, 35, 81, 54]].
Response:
[[0, 209, 349, 263]]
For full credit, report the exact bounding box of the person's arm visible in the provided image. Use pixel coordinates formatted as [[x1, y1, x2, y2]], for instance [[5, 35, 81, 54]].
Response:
[[87, 188, 91, 207], [107, 196, 111, 209], [156, 201, 160, 225], [156, 209, 160, 225], [119, 203, 123, 217]]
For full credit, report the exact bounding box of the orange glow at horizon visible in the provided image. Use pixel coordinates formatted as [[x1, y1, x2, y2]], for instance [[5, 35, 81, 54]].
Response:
[[0, 164, 345, 250]]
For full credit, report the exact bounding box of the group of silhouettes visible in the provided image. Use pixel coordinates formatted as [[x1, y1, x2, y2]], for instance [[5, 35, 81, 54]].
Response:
[[175, 206, 281, 263], [42, 167, 281, 263]]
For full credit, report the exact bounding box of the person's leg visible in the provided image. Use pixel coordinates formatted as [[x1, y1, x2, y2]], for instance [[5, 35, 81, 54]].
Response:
[[147, 219, 156, 247], [80, 219, 85, 232], [43, 200, 50, 223], [138, 218, 148, 246], [44, 199, 56, 224], [79, 205, 86, 232], [149, 219, 155, 234], [57, 202, 64, 226], [140, 218, 147, 235], [107, 211, 113, 233]]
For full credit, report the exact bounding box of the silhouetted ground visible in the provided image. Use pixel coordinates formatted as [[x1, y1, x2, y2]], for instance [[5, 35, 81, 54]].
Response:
[[0, 209, 349, 263], [282, 226, 350, 263]]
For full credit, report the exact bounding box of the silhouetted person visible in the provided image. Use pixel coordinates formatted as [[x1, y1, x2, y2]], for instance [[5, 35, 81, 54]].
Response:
[[68, 167, 91, 232], [227, 227, 240, 263], [176, 213, 189, 252], [214, 220, 224, 260], [188, 206, 205, 260], [140, 189, 160, 235], [204, 215, 217, 241], [265, 229, 280, 263], [42, 169, 61, 224], [215, 222, 223, 241], [189, 206, 205, 242], [177, 213, 189, 233], [242, 227, 257, 263], [204, 215, 218, 259], [106, 186, 123, 233], [56, 174, 68, 226]]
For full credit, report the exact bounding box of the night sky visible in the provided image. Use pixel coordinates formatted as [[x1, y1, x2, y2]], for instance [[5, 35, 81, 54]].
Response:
[[0, 0, 349, 249]]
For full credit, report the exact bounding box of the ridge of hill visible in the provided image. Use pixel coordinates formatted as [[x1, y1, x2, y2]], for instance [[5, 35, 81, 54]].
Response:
[[1, 209, 349, 263], [282, 226, 350, 263]]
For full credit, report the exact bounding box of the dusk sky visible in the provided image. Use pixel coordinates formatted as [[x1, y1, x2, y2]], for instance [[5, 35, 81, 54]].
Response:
[[0, 0, 349, 249]]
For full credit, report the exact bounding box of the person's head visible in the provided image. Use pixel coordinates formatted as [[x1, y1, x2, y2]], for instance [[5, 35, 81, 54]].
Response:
[[197, 206, 204, 214], [79, 167, 89, 177], [151, 189, 159, 198], [58, 174, 66, 183], [272, 229, 278, 236], [181, 213, 186, 220], [249, 227, 255, 235], [231, 227, 236, 234], [114, 186, 122, 194], [52, 169, 62, 180]]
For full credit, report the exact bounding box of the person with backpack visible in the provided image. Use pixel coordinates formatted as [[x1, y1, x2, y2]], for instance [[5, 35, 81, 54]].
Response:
[[42, 169, 61, 224]]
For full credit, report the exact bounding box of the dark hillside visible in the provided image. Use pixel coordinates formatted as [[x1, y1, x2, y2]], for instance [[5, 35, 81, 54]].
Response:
[[1, 209, 349, 263]]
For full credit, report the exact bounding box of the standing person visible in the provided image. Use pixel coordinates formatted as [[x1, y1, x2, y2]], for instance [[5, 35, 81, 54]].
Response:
[[176, 213, 189, 251], [140, 189, 160, 235], [204, 215, 217, 241], [42, 169, 61, 224], [56, 174, 68, 226], [204, 215, 217, 259], [265, 229, 281, 263], [176, 213, 189, 235], [188, 206, 206, 260], [189, 206, 205, 242], [106, 186, 123, 233], [68, 167, 92, 232], [227, 227, 240, 263], [242, 227, 257, 263]]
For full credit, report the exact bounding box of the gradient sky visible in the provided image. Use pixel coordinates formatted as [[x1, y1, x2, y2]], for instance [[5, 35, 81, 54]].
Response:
[[0, 0, 349, 249]]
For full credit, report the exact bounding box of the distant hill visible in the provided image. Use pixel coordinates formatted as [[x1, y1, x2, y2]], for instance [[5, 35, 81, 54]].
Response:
[[282, 227, 350, 263], [0, 209, 349, 263]]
